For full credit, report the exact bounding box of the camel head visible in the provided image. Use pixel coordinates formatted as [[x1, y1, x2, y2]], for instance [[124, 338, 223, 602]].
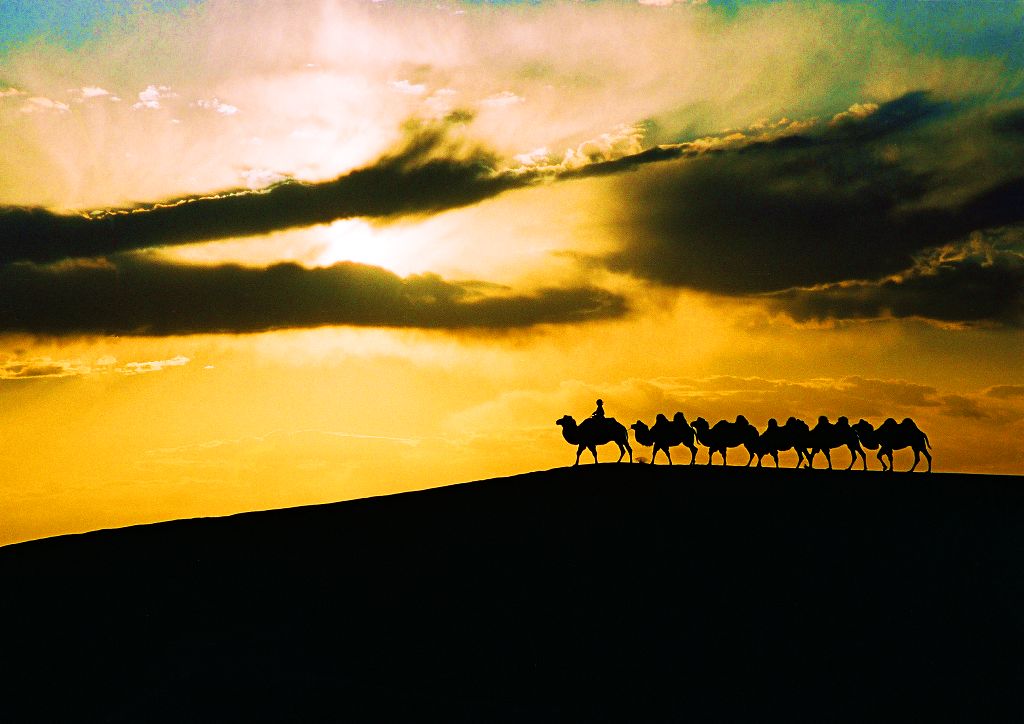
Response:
[[630, 420, 648, 432], [837, 416, 850, 427], [556, 415, 576, 429], [691, 417, 709, 432]]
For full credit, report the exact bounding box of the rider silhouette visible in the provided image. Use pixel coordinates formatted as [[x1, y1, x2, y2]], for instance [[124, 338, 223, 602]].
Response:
[[591, 399, 605, 419]]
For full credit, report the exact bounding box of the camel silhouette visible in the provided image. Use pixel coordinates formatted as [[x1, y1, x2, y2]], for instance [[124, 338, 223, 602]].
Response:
[[631, 412, 699, 465], [556, 415, 633, 466], [747, 417, 811, 468], [853, 418, 932, 472], [807, 416, 866, 470], [690, 416, 759, 466]]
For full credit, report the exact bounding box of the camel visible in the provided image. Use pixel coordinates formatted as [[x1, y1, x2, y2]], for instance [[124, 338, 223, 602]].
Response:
[[631, 412, 699, 465], [806, 416, 866, 470], [690, 415, 759, 466], [747, 417, 811, 468], [556, 415, 633, 466], [853, 418, 932, 472]]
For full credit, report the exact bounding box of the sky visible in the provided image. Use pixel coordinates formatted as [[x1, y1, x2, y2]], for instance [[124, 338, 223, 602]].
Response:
[[1, 0, 1022, 545]]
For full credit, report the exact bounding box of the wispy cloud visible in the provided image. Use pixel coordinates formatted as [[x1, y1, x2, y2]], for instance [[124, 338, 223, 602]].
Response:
[[0, 353, 190, 380], [20, 96, 70, 114]]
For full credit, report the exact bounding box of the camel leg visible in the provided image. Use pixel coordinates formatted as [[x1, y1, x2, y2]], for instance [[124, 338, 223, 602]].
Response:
[[722, 449, 728, 466], [574, 444, 585, 466], [923, 447, 932, 472], [688, 444, 697, 465], [886, 451, 895, 472], [772, 451, 780, 469], [625, 440, 633, 463], [746, 449, 754, 467], [845, 446, 855, 471], [807, 450, 816, 469], [589, 445, 598, 464], [651, 447, 659, 465], [666, 448, 673, 466], [876, 449, 887, 472], [824, 449, 833, 470], [858, 447, 867, 471], [616, 444, 625, 463], [909, 449, 919, 472]]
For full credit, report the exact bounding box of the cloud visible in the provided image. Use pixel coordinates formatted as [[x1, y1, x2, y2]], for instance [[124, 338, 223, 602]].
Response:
[[598, 92, 1024, 295], [195, 98, 239, 115], [985, 385, 1024, 400], [132, 84, 176, 110], [20, 96, 71, 114], [0, 256, 626, 336], [940, 394, 990, 420], [0, 353, 190, 380], [830, 101, 879, 126], [480, 91, 525, 109], [79, 86, 111, 98], [121, 355, 191, 374], [390, 80, 427, 96], [0, 120, 530, 266], [768, 233, 1024, 327]]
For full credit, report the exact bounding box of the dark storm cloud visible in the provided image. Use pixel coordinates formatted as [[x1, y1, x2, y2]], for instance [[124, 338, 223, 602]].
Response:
[[599, 92, 1024, 295], [767, 241, 1024, 327], [0, 256, 626, 336], [0, 122, 529, 266]]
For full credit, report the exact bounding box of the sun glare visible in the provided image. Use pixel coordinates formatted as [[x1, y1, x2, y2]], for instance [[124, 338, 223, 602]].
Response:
[[314, 219, 418, 274]]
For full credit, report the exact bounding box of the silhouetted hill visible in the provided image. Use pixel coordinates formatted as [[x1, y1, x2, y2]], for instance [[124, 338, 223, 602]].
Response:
[[2, 465, 1022, 722]]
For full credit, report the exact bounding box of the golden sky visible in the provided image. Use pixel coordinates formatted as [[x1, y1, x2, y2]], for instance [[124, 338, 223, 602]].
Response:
[[1, 0, 1022, 545]]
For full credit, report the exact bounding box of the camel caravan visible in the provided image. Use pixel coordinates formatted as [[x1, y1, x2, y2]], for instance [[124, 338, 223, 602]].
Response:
[[556, 400, 932, 472]]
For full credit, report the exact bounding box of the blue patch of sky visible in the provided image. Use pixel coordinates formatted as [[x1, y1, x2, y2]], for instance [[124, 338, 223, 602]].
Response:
[[3, 0, 1019, 68], [0, 0, 200, 52], [705, 0, 1024, 68]]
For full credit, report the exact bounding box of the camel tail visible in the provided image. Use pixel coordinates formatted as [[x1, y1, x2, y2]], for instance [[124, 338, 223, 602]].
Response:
[[924, 432, 931, 450]]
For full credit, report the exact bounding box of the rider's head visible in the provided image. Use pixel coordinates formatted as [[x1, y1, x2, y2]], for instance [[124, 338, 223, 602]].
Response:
[[596, 399, 603, 406]]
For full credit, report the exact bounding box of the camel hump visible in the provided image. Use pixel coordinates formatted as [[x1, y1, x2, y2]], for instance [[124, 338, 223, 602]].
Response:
[[582, 415, 618, 432], [735, 414, 749, 426], [900, 417, 920, 430]]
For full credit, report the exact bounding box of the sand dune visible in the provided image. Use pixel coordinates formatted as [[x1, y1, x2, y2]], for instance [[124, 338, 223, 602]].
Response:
[[2, 465, 1021, 722]]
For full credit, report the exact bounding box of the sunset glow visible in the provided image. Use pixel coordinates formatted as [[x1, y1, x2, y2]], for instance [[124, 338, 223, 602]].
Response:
[[1, 0, 1022, 545]]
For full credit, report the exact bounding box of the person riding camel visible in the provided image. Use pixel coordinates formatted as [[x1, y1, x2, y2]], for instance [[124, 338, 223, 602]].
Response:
[[591, 399, 605, 419]]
